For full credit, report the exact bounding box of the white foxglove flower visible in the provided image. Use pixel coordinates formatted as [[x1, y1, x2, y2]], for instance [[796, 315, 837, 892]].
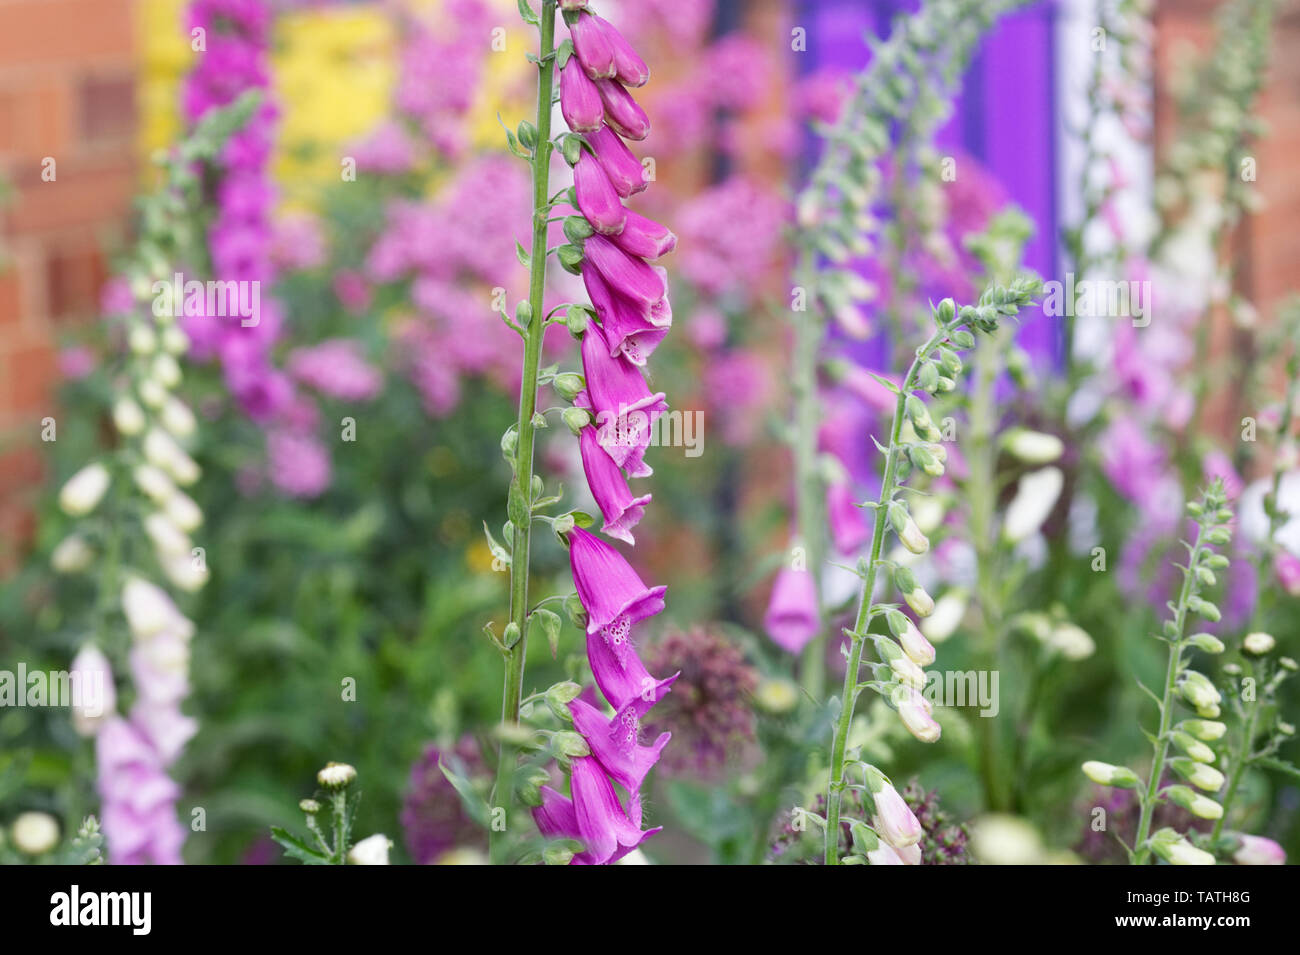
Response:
[[151, 353, 182, 388], [121, 575, 192, 641], [138, 377, 167, 409], [1002, 467, 1063, 542], [1002, 428, 1064, 464], [58, 463, 110, 516], [348, 834, 392, 865], [920, 590, 967, 643], [160, 396, 197, 438], [134, 464, 176, 504], [112, 396, 146, 436], [867, 774, 922, 849], [1048, 622, 1095, 661], [164, 490, 203, 532], [143, 512, 190, 558], [69, 644, 116, 735], [1233, 834, 1285, 865], [161, 326, 190, 355], [51, 534, 94, 573], [161, 553, 209, 593], [1081, 760, 1138, 788], [128, 325, 157, 355]]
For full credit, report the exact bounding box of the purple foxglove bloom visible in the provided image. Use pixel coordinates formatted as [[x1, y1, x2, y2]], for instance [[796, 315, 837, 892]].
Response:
[[532, 782, 657, 865], [826, 480, 869, 554], [560, 56, 603, 132], [595, 77, 650, 140], [582, 264, 668, 366], [586, 625, 677, 712], [612, 209, 677, 260], [568, 525, 666, 667], [580, 324, 667, 469], [569, 755, 655, 863], [573, 150, 626, 235], [586, 124, 647, 197], [574, 389, 653, 478], [580, 425, 651, 544], [584, 233, 666, 308], [568, 11, 618, 79], [588, 13, 650, 87], [570, 697, 669, 793], [764, 565, 819, 653]]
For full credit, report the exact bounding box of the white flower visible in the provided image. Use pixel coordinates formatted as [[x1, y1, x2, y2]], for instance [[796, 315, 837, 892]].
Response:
[[1164, 840, 1216, 865], [1187, 763, 1225, 792], [317, 762, 357, 789], [1048, 622, 1095, 661], [143, 428, 200, 486], [138, 377, 167, 409], [112, 397, 146, 436], [160, 397, 197, 438], [898, 517, 930, 555], [59, 463, 111, 516], [69, 644, 116, 735], [866, 843, 906, 865], [1233, 834, 1285, 865], [347, 834, 391, 865], [165, 491, 203, 532], [1003, 428, 1064, 464], [11, 812, 60, 855], [161, 326, 191, 356], [969, 814, 1043, 865], [897, 618, 936, 667], [151, 353, 182, 388], [51, 534, 94, 573], [128, 325, 157, 355], [1081, 760, 1137, 788], [161, 553, 209, 593], [133, 464, 177, 505], [870, 781, 922, 849], [143, 512, 190, 559], [121, 575, 193, 642], [1003, 467, 1064, 542], [1243, 632, 1275, 655], [921, 590, 967, 643]]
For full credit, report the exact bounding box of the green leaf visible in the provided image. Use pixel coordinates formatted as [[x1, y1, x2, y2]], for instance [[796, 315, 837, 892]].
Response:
[[516, 240, 531, 269], [438, 759, 492, 828], [270, 827, 331, 865], [1255, 757, 1300, 782], [532, 608, 563, 658], [516, 0, 540, 26], [482, 521, 512, 568]]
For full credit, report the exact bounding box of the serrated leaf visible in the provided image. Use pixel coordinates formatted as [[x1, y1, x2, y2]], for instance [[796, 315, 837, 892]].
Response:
[[438, 759, 491, 828], [1256, 757, 1300, 782], [270, 827, 331, 865]]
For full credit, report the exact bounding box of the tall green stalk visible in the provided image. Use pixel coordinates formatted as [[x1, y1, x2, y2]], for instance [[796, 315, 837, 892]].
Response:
[[491, 0, 557, 865]]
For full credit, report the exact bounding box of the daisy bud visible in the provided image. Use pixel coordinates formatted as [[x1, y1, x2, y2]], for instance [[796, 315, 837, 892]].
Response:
[[1232, 834, 1285, 865], [10, 811, 60, 856], [1164, 786, 1223, 820], [1170, 758, 1225, 792], [347, 833, 392, 865], [1243, 632, 1275, 655], [59, 462, 111, 516], [112, 396, 146, 436], [1171, 731, 1217, 763], [1081, 760, 1139, 788], [51, 534, 94, 574], [1002, 428, 1064, 464], [317, 762, 357, 789]]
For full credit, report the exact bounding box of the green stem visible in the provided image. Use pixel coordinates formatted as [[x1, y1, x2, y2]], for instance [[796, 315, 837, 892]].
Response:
[[491, 0, 557, 866], [1132, 531, 1205, 864], [1211, 687, 1259, 842], [823, 332, 941, 865], [793, 250, 827, 700]]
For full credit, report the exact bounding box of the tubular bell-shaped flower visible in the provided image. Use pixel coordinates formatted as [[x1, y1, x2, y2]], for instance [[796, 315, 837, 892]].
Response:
[[579, 425, 651, 545], [579, 324, 667, 470]]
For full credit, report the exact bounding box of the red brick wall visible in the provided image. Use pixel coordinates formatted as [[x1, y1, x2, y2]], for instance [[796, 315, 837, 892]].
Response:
[[0, 0, 138, 554]]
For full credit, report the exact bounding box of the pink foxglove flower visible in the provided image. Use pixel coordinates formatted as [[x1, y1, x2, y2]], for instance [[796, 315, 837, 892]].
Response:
[[569, 697, 670, 793], [573, 150, 627, 235], [567, 526, 666, 658], [586, 124, 648, 197], [595, 77, 650, 140], [580, 324, 667, 469], [583, 233, 666, 308], [579, 425, 651, 544], [611, 209, 677, 260], [582, 265, 668, 366], [568, 10, 618, 78], [586, 625, 677, 712], [764, 565, 819, 653], [589, 13, 650, 87], [560, 56, 604, 132], [1233, 834, 1285, 865], [826, 480, 869, 554], [869, 777, 923, 849], [532, 773, 658, 865]]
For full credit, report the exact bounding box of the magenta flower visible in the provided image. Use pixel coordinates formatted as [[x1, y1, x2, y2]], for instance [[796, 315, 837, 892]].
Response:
[[595, 77, 650, 140], [583, 233, 666, 308], [568, 10, 618, 78], [573, 150, 627, 235], [580, 323, 667, 469], [586, 124, 647, 197], [532, 773, 658, 865], [612, 209, 677, 260], [585, 625, 677, 713], [827, 480, 869, 554], [585, 13, 649, 87], [580, 426, 651, 544], [764, 564, 819, 653], [582, 264, 668, 366], [569, 697, 670, 793], [568, 526, 666, 656], [560, 55, 604, 132]]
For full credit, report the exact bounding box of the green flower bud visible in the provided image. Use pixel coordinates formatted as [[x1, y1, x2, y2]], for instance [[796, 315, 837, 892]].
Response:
[[1170, 758, 1225, 792], [1164, 785, 1223, 820], [1180, 720, 1226, 743], [553, 372, 585, 401], [563, 215, 594, 244], [1171, 731, 1217, 763], [1187, 633, 1225, 654], [1081, 760, 1139, 789], [562, 406, 591, 435], [557, 243, 585, 275]]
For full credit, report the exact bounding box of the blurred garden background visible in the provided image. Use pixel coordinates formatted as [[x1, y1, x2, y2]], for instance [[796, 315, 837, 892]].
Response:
[[1, 0, 1298, 865]]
